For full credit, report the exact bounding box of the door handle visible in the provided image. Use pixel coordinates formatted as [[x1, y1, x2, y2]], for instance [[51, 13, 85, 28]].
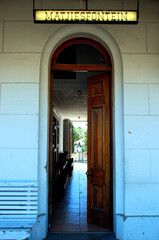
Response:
[[86, 171, 92, 177]]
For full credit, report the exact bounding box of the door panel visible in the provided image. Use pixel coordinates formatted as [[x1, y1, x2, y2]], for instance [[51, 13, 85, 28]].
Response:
[[87, 73, 112, 229], [91, 106, 104, 168]]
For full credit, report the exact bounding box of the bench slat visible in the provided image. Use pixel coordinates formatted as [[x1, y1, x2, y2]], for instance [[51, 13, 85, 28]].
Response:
[[0, 210, 38, 214], [0, 192, 38, 196], [0, 214, 37, 218], [0, 222, 34, 228], [0, 196, 38, 200], [0, 182, 38, 187], [0, 181, 38, 239], [0, 219, 35, 222], [0, 186, 38, 191], [0, 201, 37, 205], [0, 205, 37, 210]]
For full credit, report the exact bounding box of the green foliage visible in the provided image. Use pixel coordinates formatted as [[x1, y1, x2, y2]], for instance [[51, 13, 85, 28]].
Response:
[[83, 131, 87, 152], [71, 124, 87, 153], [71, 124, 75, 153]]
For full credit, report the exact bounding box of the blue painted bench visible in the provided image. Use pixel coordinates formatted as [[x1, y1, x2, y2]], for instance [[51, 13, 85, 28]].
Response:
[[0, 182, 38, 240]]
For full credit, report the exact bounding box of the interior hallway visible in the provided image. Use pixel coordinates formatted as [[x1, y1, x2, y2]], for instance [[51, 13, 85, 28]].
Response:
[[50, 162, 110, 232]]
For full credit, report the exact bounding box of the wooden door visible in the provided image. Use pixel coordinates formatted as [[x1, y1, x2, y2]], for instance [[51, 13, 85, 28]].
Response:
[[87, 73, 112, 229]]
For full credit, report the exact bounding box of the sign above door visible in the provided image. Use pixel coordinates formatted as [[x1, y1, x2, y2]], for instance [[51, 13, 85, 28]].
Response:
[[34, 10, 138, 24], [33, 0, 139, 24]]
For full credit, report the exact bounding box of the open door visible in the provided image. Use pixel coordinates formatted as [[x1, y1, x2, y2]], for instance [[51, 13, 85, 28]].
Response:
[[87, 73, 112, 229]]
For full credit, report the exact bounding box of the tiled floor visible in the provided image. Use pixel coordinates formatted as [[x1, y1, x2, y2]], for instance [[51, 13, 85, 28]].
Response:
[[50, 162, 110, 232]]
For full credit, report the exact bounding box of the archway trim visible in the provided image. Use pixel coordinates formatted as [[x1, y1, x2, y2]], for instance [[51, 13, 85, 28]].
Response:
[[35, 25, 125, 240]]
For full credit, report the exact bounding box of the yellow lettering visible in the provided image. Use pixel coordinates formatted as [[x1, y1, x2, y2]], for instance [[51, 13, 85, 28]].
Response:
[[121, 12, 128, 21], [105, 12, 110, 21], [92, 12, 96, 21], [35, 10, 137, 23], [54, 12, 60, 21], [87, 12, 91, 21], [71, 12, 74, 20], [111, 12, 116, 21], [80, 12, 85, 20], [45, 11, 52, 21], [61, 12, 65, 20], [75, 12, 79, 20], [97, 12, 104, 21]]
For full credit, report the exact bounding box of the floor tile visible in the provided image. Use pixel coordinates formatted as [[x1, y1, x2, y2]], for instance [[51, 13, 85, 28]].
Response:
[[63, 213, 79, 223], [65, 208, 80, 213], [60, 224, 79, 232], [52, 217, 63, 225], [51, 162, 110, 233], [66, 203, 79, 207], [50, 224, 61, 232]]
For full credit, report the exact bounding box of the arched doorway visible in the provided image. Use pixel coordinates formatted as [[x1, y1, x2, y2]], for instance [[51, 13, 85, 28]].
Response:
[[49, 37, 113, 231], [35, 24, 125, 240]]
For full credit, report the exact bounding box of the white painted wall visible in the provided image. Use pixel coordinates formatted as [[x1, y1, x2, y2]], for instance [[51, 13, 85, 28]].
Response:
[[0, 0, 159, 239], [122, 1, 159, 238], [0, 56, 39, 182]]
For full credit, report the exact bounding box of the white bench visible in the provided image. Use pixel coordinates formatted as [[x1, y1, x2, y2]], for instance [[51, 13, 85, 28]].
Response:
[[0, 182, 38, 240]]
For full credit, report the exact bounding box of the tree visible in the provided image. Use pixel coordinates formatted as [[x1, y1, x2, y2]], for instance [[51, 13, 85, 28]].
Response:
[[71, 124, 87, 152], [71, 124, 75, 153], [83, 130, 87, 152]]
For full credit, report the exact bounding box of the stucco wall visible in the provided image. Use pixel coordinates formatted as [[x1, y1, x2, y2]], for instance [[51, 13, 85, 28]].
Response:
[[0, 0, 159, 239]]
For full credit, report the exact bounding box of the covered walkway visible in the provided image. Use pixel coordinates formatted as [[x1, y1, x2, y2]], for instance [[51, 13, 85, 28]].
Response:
[[50, 162, 111, 232]]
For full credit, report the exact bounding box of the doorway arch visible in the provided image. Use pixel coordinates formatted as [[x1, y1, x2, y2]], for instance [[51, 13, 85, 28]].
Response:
[[35, 25, 125, 240], [49, 37, 112, 230]]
